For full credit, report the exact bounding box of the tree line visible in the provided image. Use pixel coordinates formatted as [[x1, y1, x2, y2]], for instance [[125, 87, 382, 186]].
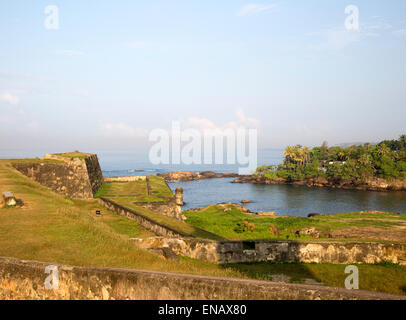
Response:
[[256, 135, 406, 182]]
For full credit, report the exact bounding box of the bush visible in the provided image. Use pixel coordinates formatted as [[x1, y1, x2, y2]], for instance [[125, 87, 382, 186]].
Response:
[[234, 221, 256, 233], [268, 225, 280, 236]]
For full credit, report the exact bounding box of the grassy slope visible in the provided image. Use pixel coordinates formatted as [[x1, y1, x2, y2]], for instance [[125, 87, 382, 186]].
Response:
[[95, 177, 172, 203], [1, 160, 406, 295], [0, 161, 225, 271], [95, 177, 224, 240], [95, 181, 148, 197], [148, 175, 174, 199], [183, 205, 406, 242]]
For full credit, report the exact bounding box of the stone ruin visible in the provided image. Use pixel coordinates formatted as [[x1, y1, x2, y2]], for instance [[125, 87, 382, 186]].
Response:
[[12, 153, 103, 199]]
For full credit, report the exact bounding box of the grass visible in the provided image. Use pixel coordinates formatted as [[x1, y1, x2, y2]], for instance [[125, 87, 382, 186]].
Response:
[[1, 158, 406, 296], [114, 197, 225, 240], [148, 175, 174, 199], [94, 181, 147, 197], [94, 176, 224, 240], [94, 176, 173, 203], [0, 160, 223, 266], [53, 152, 92, 160], [221, 262, 406, 295], [183, 204, 406, 241], [8, 159, 63, 164]]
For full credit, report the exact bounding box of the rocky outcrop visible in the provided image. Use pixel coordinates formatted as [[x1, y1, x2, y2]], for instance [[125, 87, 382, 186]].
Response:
[[187, 203, 255, 214], [232, 175, 406, 192], [158, 171, 241, 181]]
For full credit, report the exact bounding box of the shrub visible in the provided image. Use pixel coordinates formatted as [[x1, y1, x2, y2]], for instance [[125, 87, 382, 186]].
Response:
[[268, 225, 280, 236], [234, 221, 256, 233]]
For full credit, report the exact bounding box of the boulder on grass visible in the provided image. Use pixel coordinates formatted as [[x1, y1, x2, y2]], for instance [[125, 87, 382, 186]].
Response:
[[295, 227, 321, 239], [258, 211, 276, 216], [2, 192, 17, 207], [147, 247, 179, 261], [268, 225, 280, 236]]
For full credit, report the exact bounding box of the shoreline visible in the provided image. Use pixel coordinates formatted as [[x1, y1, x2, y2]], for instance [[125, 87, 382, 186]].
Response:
[[231, 176, 406, 192], [157, 171, 242, 181], [156, 170, 406, 192]]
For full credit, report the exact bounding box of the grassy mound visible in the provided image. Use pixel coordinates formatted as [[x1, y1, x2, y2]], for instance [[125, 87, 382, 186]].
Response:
[[184, 204, 406, 242]]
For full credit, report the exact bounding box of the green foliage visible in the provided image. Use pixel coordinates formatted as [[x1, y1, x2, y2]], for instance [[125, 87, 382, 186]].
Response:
[[234, 221, 256, 233], [304, 160, 321, 178], [256, 135, 406, 181]]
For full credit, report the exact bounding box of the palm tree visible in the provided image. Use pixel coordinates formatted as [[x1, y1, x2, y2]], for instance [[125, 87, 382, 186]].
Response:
[[399, 135, 406, 150], [338, 151, 346, 161], [283, 146, 302, 165], [283, 145, 311, 167], [302, 146, 310, 166]]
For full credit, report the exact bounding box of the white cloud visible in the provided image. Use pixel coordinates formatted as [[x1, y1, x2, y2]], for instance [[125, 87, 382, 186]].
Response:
[[0, 92, 20, 105], [308, 16, 395, 51], [235, 108, 260, 128], [309, 25, 381, 50], [183, 108, 260, 131], [0, 115, 9, 124], [100, 122, 149, 138], [308, 27, 362, 50], [393, 29, 406, 37], [128, 42, 153, 49], [55, 50, 84, 56], [364, 20, 392, 30], [236, 3, 276, 17], [324, 27, 362, 49], [27, 121, 40, 131], [367, 23, 392, 30]]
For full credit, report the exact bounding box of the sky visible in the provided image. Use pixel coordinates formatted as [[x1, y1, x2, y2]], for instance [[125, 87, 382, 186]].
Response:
[[0, 0, 406, 154]]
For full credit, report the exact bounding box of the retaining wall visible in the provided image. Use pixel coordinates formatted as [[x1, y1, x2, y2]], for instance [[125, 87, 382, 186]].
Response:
[[134, 200, 183, 221], [133, 237, 406, 265], [98, 197, 189, 238], [0, 257, 404, 300]]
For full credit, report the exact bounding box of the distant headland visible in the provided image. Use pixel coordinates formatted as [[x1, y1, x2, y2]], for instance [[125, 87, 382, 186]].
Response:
[[233, 135, 406, 191]]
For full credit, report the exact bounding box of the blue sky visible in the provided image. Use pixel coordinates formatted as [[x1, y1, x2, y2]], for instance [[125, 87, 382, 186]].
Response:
[[1, 0, 406, 152]]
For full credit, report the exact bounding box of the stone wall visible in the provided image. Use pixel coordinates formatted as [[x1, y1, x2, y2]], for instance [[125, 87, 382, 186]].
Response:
[[133, 237, 406, 265], [1, 257, 404, 300], [84, 155, 104, 195], [134, 200, 183, 221], [98, 197, 190, 238], [12, 154, 103, 199]]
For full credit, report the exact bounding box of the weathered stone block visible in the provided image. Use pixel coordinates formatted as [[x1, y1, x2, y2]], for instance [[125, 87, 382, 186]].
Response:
[[2, 192, 17, 206]]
